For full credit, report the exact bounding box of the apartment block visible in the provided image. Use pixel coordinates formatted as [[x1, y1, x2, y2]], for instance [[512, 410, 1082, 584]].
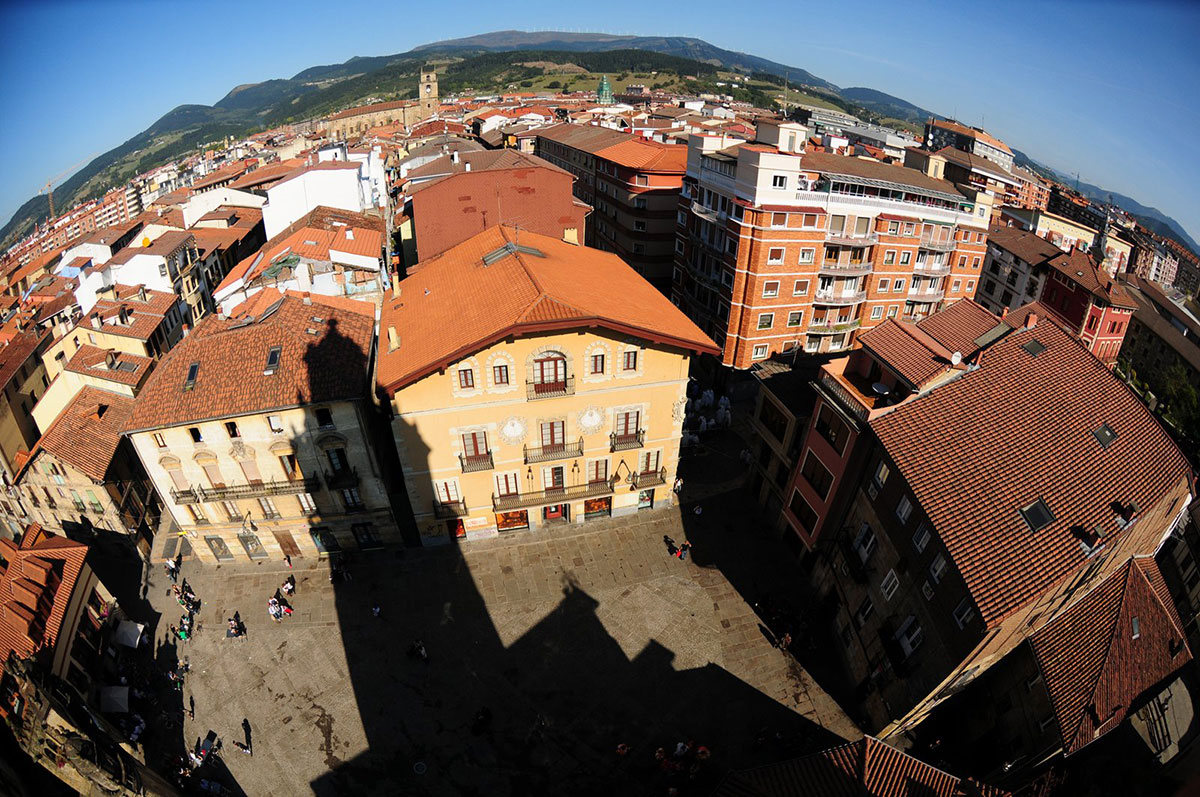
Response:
[[672, 119, 993, 369], [535, 124, 687, 290], [377, 226, 717, 545], [124, 292, 396, 563], [923, 119, 1014, 172]]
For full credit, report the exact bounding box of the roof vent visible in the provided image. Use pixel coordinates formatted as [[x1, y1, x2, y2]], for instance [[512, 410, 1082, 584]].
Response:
[[1021, 338, 1046, 357], [1091, 423, 1117, 449], [1024, 312, 1038, 330]]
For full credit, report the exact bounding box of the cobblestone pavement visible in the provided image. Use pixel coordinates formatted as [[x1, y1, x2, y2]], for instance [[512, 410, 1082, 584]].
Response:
[[146, 493, 857, 796]]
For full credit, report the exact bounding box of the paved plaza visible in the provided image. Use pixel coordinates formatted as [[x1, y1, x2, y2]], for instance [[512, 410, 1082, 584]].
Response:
[[143, 490, 857, 796]]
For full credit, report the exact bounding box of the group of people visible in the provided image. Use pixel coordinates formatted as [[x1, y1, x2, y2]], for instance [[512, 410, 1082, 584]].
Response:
[[629, 740, 711, 787], [168, 580, 200, 642], [226, 612, 247, 640], [267, 575, 297, 623]]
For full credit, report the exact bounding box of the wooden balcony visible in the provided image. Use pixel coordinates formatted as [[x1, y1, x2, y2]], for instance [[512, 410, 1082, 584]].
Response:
[[524, 437, 584, 464], [526, 377, 575, 400], [610, 430, 645, 452], [459, 452, 495, 473], [491, 477, 617, 512]]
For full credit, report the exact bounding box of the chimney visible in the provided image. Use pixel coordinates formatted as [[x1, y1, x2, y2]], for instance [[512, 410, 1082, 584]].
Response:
[[345, 229, 354, 241], [387, 326, 399, 351], [137, 286, 147, 302], [302, 294, 312, 305], [1000, 307, 1009, 320], [1025, 313, 1038, 330], [90, 314, 101, 329], [392, 275, 401, 299], [181, 323, 190, 337], [105, 351, 117, 369]]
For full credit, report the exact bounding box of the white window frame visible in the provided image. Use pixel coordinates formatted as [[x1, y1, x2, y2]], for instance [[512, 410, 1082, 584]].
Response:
[[787, 311, 803, 327], [953, 597, 976, 629], [853, 523, 877, 564], [883, 250, 896, 265], [793, 279, 809, 296], [893, 278, 906, 293], [767, 247, 785, 265], [771, 174, 787, 189], [899, 252, 911, 266], [799, 248, 815, 264], [880, 569, 899, 601], [896, 495, 912, 524], [751, 344, 769, 360], [757, 313, 774, 330], [762, 281, 780, 298], [870, 306, 883, 320], [929, 552, 948, 585], [896, 616, 923, 657], [912, 523, 931, 553], [878, 278, 890, 292]]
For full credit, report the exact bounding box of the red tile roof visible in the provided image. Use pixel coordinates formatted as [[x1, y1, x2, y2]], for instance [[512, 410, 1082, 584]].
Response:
[[125, 293, 375, 433], [410, 164, 588, 260], [0, 528, 88, 680], [1031, 557, 1191, 755], [218, 206, 384, 293], [914, 298, 1001, 356], [715, 735, 1007, 797], [62, 344, 152, 387], [800, 151, 966, 200], [535, 123, 687, 172], [226, 159, 306, 191], [858, 318, 959, 389], [328, 100, 415, 121], [25, 386, 135, 482], [377, 226, 718, 394], [870, 320, 1192, 627], [0, 329, 49, 392], [858, 300, 999, 389], [1046, 248, 1136, 310], [87, 284, 178, 342]]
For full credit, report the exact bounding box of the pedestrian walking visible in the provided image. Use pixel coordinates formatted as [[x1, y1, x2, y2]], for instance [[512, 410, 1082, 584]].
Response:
[[284, 554, 292, 569], [672, 477, 683, 495], [165, 558, 179, 583], [678, 541, 692, 561], [281, 577, 295, 597], [188, 695, 195, 720], [232, 740, 253, 755], [267, 598, 282, 623]]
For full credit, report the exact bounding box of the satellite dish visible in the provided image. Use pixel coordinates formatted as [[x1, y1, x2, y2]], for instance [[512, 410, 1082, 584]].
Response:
[[951, 351, 963, 365]]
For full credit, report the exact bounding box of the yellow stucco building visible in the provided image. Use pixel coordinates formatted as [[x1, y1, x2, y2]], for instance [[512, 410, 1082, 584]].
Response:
[[377, 226, 718, 545]]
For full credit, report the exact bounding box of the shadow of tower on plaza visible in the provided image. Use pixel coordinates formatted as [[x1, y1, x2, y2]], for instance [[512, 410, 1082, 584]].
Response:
[[309, 402, 846, 796]]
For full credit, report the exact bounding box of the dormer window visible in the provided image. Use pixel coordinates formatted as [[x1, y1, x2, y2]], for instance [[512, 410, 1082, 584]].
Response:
[[184, 362, 199, 389]]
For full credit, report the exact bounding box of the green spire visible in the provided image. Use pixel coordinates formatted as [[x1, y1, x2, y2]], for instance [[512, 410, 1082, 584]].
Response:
[[597, 75, 613, 105]]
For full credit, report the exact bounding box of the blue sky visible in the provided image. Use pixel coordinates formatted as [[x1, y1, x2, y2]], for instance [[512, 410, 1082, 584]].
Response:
[[1, 0, 1198, 242]]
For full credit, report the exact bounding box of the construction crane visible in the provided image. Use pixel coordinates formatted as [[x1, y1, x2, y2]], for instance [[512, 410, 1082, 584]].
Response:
[[38, 153, 97, 220]]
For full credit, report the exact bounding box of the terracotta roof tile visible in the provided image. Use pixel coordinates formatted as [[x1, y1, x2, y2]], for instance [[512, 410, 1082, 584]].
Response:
[[62, 344, 152, 387], [377, 226, 718, 394], [27, 386, 135, 482], [857, 318, 958, 389], [800, 151, 966, 200], [870, 320, 1192, 626], [914, 298, 1001, 355], [0, 528, 88, 678], [1031, 557, 1192, 755], [125, 293, 374, 432], [715, 735, 1007, 796]]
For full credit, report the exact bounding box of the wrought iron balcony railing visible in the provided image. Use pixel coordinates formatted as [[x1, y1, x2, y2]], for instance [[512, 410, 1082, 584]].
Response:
[[610, 430, 645, 452], [459, 452, 495, 473], [523, 438, 584, 465], [526, 377, 575, 400], [491, 477, 617, 512], [631, 468, 667, 489]]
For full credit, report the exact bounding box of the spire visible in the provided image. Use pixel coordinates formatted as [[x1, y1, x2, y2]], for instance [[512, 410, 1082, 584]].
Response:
[[597, 75, 613, 106]]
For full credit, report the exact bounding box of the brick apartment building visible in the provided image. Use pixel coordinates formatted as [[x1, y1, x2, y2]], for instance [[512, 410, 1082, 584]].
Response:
[[534, 123, 686, 291], [978, 224, 1136, 365], [924, 118, 1014, 171], [672, 119, 993, 370], [778, 299, 1194, 784]]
